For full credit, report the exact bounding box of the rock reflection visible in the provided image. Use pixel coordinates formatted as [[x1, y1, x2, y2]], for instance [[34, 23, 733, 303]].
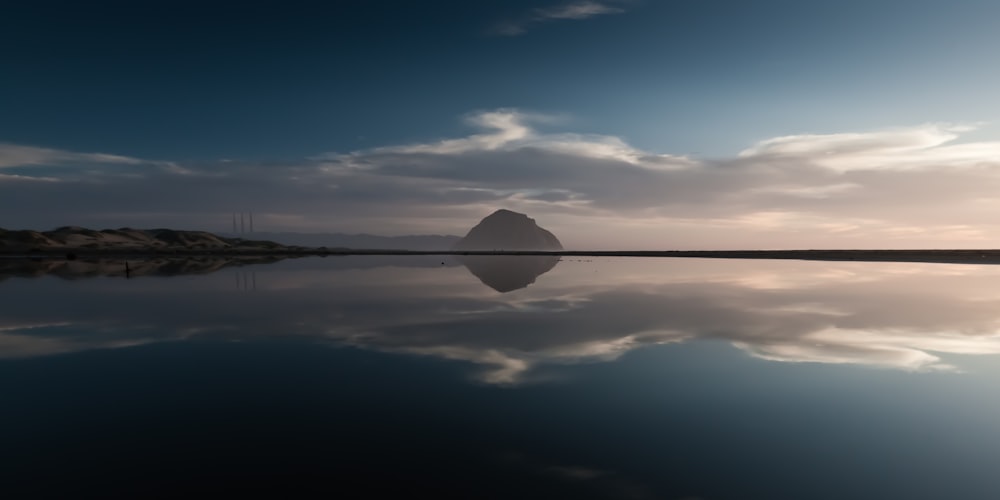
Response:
[[456, 255, 560, 292]]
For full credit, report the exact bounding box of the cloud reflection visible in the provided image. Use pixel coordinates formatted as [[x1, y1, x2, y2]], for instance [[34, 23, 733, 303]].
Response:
[[2, 257, 1000, 383]]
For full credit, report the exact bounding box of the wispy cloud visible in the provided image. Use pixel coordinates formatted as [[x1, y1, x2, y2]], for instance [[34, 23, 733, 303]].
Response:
[[492, 1, 631, 36], [0, 143, 183, 178], [0, 143, 150, 169], [738, 124, 997, 171]]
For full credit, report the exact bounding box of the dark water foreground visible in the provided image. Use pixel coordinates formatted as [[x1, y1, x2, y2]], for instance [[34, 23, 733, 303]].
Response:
[[3, 256, 1000, 498]]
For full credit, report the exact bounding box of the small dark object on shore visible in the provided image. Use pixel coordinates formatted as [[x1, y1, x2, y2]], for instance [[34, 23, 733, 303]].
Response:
[[66, 253, 77, 260]]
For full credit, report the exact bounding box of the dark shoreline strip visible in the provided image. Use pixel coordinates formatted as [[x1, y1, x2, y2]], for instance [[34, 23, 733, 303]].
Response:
[[5, 248, 1000, 265]]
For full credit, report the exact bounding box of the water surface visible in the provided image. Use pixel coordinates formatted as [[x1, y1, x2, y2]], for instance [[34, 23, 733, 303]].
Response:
[[3, 256, 1000, 498]]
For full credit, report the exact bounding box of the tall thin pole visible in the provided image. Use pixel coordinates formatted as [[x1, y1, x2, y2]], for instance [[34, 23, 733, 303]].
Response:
[[249, 212, 254, 233], [232, 213, 237, 233], [240, 213, 245, 234]]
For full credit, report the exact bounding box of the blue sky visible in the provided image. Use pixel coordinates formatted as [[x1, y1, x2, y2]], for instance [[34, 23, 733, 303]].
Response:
[[3, 0, 1000, 248]]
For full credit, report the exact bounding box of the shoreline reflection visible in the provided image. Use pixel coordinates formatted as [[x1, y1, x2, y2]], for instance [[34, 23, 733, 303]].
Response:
[[2, 257, 1000, 383]]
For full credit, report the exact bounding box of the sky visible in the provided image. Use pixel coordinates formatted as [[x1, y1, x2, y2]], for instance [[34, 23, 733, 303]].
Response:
[[2, 0, 1000, 249]]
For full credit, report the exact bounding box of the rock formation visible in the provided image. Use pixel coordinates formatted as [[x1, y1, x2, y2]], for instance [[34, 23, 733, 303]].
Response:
[[453, 209, 562, 251]]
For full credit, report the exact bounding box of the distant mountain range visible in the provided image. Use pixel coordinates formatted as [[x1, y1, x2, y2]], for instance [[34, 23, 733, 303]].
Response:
[[230, 209, 560, 251], [0, 209, 557, 255], [0, 226, 464, 254], [222, 232, 461, 250]]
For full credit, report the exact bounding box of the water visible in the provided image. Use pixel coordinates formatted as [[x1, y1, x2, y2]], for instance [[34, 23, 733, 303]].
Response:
[[3, 256, 1000, 498]]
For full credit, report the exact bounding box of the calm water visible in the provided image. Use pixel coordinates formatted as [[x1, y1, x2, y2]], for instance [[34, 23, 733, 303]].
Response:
[[4, 256, 1000, 498]]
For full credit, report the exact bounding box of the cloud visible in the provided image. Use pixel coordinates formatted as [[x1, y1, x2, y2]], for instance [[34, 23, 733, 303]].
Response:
[[0, 143, 158, 169], [365, 110, 538, 154], [0, 173, 60, 182], [492, 1, 631, 36], [3, 109, 1000, 248], [739, 124, 1000, 171], [329, 109, 680, 165]]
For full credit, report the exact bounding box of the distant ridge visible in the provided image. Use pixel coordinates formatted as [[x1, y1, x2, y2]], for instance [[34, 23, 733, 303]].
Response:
[[9, 226, 1000, 267], [228, 232, 461, 250], [453, 209, 562, 251], [0, 227, 289, 253]]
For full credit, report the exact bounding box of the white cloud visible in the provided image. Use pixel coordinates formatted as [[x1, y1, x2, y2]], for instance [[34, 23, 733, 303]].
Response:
[[0, 143, 151, 169], [344, 109, 688, 167], [739, 123, 1000, 171], [493, 1, 630, 36], [537, 0, 625, 20], [369, 110, 535, 154], [0, 173, 60, 182]]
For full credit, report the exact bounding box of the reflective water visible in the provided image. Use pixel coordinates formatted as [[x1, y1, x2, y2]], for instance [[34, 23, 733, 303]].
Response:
[[3, 256, 1000, 498]]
